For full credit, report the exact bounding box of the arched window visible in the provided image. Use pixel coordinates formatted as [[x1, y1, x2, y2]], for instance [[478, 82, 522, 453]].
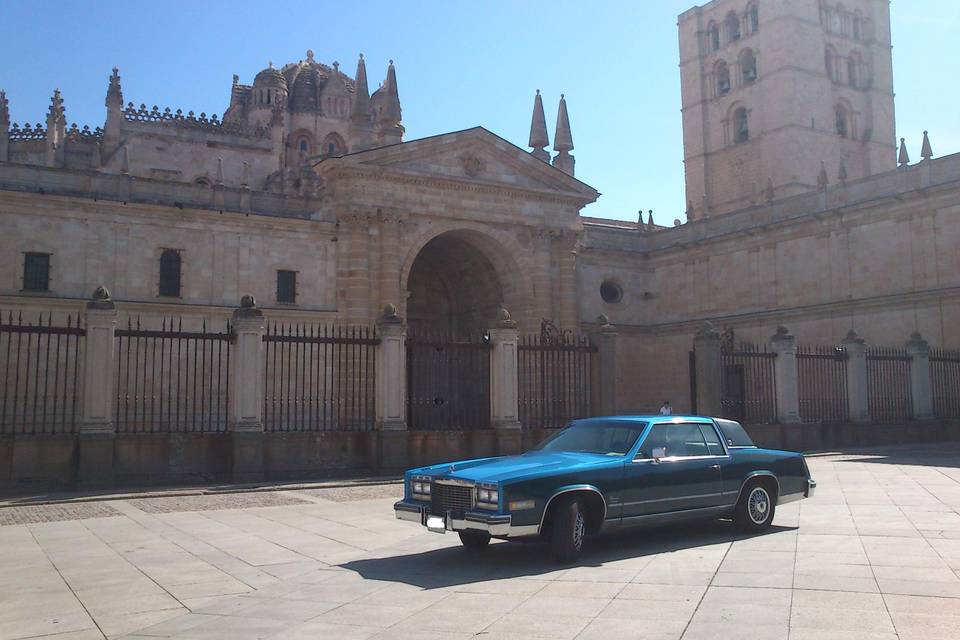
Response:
[[847, 53, 860, 88], [835, 104, 851, 138], [716, 61, 731, 96], [194, 177, 211, 188], [747, 2, 759, 34], [853, 11, 862, 39], [321, 132, 346, 158], [740, 49, 757, 84], [707, 22, 720, 51], [824, 47, 837, 81], [734, 107, 749, 144], [298, 138, 310, 154], [830, 6, 842, 33], [726, 11, 741, 42], [158, 249, 181, 298]]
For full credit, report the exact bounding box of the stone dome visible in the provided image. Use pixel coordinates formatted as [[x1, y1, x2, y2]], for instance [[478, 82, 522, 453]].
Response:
[[253, 65, 287, 90]]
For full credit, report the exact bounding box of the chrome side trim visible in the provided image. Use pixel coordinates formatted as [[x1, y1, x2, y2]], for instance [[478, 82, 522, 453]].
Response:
[[537, 485, 608, 536], [619, 505, 729, 525], [620, 492, 721, 507]]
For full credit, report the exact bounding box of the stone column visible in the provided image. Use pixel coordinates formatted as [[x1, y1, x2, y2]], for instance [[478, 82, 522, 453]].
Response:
[[769, 326, 802, 425], [229, 295, 265, 482], [842, 330, 869, 423], [693, 322, 723, 418], [489, 307, 522, 454], [78, 286, 118, 488], [591, 315, 618, 416], [375, 304, 408, 472], [906, 331, 934, 420]]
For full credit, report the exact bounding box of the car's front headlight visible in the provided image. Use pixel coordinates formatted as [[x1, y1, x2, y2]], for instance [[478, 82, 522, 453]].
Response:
[[476, 483, 499, 510], [410, 475, 431, 501]]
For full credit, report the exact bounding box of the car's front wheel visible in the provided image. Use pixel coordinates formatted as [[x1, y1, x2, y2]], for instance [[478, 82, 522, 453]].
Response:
[[549, 495, 585, 563], [734, 480, 776, 533], [458, 530, 491, 549]]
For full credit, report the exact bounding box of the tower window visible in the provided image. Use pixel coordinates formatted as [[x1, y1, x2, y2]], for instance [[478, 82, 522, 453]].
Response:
[[328, 142, 336, 155], [748, 3, 759, 34], [23, 252, 50, 292], [277, 270, 297, 304], [835, 105, 849, 138], [741, 49, 757, 84], [847, 54, 859, 88], [159, 249, 182, 297], [734, 107, 749, 144], [726, 12, 741, 42], [600, 280, 623, 304], [707, 22, 720, 51], [716, 61, 731, 96], [824, 48, 836, 81], [299, 139, 309, 153]]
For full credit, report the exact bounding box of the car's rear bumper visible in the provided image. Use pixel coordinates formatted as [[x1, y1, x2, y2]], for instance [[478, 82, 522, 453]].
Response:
[[394, 500, 539, 538], [779, 478, 816, 505]]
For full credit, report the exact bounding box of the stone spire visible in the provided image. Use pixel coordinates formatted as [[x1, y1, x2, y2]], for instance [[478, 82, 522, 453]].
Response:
[[528, 90, 549, 163], [551, 94, 575, 176], [375, 59, 403, 146], [647, 210, 655, 229], [103, 68, 124, 159], [0, 90, 9, 162], [921, 131, 933, 161], [349, 54, 373, 152], [46, 89, 66, 168], [898, 137, 910, 167]]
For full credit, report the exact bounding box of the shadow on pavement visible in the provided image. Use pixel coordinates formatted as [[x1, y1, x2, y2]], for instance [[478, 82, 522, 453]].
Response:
[[811, 442, 960, 469], [339, 519, 797, 589]]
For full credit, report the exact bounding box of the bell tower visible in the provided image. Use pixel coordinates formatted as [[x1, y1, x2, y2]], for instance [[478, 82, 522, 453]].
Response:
[[678, 0, 895, 219]]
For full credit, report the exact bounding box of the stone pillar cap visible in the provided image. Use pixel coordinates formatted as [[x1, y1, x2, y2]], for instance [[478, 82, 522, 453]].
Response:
[[842, 329, 865, 344], [493, 306, 518, 329], [769, 325, 794, 342], [378, 303, 403, 324], [87, 285, 116, 310], [695, 320, 720, 340], [233, 294, 263, 319]]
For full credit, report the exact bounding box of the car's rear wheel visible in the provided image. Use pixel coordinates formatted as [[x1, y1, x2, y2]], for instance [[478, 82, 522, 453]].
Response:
[[458, 530, 491, 549], [549, 495, 585, 563], [734, 480, 776, 533]]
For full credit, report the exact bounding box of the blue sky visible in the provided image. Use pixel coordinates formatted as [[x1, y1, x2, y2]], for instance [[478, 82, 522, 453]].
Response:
[[1, 1, 957, 222]]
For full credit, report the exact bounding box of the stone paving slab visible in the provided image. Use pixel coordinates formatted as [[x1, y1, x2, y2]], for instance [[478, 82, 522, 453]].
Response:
[[3, 444, 960, 639]]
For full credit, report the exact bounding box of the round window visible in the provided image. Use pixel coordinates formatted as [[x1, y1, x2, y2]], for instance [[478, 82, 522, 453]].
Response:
[[600, 280, 623, 304]]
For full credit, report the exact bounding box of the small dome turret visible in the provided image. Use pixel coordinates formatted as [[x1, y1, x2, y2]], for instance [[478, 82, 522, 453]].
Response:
[[253, 63, 287, 90]]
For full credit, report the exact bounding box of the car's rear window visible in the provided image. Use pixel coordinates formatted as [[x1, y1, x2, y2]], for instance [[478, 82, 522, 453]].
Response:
[[714, 419, 755, 447]]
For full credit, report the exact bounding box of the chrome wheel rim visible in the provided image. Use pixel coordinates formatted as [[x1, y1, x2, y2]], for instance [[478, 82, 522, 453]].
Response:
[[573, 511, 585, 550], [748, 487, 770, 525]]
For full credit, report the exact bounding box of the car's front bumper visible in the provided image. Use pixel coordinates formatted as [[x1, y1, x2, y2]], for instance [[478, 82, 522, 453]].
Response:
[[394, 501, 539, 538]]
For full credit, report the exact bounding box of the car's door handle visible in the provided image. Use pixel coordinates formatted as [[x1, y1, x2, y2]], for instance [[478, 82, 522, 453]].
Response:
[[710, 464, 721, 470]]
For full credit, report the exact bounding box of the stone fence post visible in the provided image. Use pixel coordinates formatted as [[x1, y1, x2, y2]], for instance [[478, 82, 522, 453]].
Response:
[[842, 330, 870, 423], [769, 326, 801, 425], [489, 307, 521, 454], [78, 286, 118, 488], [591, 315, 618, 416], [375, 304, 408, 472], [906, 331, 934, 420], [693, 322, 722, 417], [229, 295, 265, 482]]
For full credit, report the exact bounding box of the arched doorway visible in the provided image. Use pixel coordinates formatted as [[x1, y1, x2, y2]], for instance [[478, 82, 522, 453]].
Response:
[[406, 230, 509, 336]]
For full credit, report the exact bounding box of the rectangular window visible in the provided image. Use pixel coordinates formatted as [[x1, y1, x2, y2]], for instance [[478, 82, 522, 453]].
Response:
[[277, 270, 297, 304], [23, 253, 50, 291]]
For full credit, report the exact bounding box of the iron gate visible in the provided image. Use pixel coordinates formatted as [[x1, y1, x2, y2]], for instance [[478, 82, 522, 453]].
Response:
[[721, 342, 778, 424], [518, 326, 596, 429], [406, 330, 491, 430]]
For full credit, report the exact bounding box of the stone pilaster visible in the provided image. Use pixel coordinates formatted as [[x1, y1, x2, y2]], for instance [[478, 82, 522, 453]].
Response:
[[229, 295, 265, 482], [842, 330, 870, 423], [906, 331, 934, 420], [78, 286, 118, 488], [769, 326, 801, 425], [693, 322, 723, 418], [591, 316, 618, 417], [376, 304, 408, 472], [489, 307, 522, 454]]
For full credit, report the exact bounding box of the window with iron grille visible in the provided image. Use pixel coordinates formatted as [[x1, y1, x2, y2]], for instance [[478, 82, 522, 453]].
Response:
[[158, 249, 182, 297], [23, 252, 51, 291], [277, 270, 297, 304]]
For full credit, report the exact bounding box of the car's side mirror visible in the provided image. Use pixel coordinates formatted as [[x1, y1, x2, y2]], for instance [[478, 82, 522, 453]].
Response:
[[652, 447, 667, 460]]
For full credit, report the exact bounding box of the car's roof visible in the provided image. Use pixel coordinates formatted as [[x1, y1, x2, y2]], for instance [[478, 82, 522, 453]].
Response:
[[572, 415, 716, 426]]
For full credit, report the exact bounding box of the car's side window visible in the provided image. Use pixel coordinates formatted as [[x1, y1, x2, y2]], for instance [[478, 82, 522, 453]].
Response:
[[699, 424, 726, 456], [637, 423, 710, 458]]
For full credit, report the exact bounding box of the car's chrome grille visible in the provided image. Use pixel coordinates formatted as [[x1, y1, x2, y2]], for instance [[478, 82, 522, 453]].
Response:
[[431, 481, 474, 515]]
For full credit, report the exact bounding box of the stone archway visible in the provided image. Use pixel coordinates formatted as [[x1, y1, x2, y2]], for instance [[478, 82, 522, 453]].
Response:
[[405, 229, 519, 336]]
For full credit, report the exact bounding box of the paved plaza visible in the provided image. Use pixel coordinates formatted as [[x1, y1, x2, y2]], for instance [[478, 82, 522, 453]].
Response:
[[3, 445, 960, 640]]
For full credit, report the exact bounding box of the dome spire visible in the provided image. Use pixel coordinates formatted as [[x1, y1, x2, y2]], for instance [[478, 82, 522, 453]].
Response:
[[551, 94, 575, 176], [898, 137, 910, 167], [921, 131, 933, 161], [528, 90, 549, 162], [351, 53, 370, 121], [106, 67, 123, 109]]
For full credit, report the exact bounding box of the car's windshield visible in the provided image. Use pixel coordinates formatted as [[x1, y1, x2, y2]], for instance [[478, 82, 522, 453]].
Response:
[[532, 421, 648, 456]]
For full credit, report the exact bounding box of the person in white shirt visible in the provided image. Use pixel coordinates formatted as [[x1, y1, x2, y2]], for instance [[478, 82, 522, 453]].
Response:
[[659, 400, 673, 416]]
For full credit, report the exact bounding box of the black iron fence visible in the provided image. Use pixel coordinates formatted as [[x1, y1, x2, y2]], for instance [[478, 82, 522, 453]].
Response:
[[797, 344, 849, 424], [115, 317, 232, 433], [721, 343, 778, 424], [0, 312, 85, 435], [930, 348, 960, 418], [263, 324, 377, 432], [866, 346, 913, 421], [518, 333, 595, 429], [407, 330, 490, 431]]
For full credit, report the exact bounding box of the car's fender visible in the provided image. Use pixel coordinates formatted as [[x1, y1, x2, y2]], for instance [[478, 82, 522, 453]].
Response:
[[538, 484, 607, 534], [734, 470, 781, 505]]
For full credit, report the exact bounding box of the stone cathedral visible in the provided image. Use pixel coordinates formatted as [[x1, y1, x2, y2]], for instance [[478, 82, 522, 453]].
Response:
[[2, 0, 959, 414]]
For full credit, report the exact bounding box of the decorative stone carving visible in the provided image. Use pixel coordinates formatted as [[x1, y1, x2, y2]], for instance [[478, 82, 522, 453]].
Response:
[[460, 153, 486, 178], [88, 285, 115, 310], [696, 321, 721, 340], [381, 303, 402, 323]]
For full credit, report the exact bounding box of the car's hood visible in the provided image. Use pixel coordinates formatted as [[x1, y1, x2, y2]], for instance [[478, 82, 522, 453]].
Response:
[[423, 451, 620, 484]]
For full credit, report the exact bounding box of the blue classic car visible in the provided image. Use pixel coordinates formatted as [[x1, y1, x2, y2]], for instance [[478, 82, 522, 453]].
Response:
[[394, 416, 816, 562]]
